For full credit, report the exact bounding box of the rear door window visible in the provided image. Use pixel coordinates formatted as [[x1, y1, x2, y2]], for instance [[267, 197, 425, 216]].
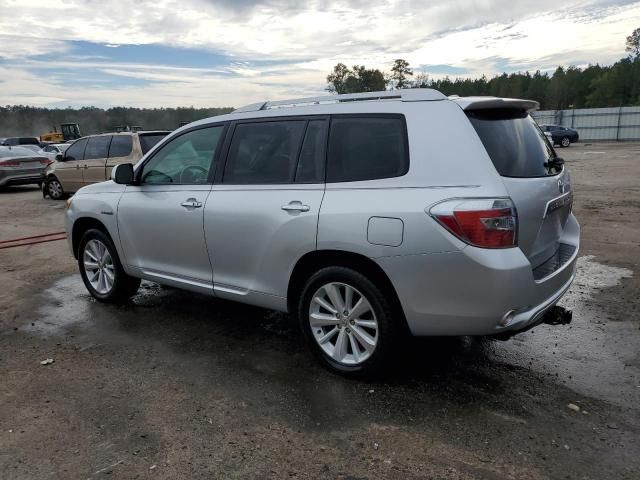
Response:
[[467, 110, 556, 178], [84, 136, 112, 160], [65, 138, 88, 161], [326, 116, 408, 183], [223, 121, 307, 184], [108, 135, 133, 158]]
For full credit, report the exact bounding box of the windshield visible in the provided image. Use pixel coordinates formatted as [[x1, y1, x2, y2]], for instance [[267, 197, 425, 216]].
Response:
[[139, 133, 168, 154], [467, 109, 557, 178]]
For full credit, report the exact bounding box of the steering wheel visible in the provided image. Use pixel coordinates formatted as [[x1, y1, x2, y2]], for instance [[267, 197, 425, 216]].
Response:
[[179, 165, 208, 184]]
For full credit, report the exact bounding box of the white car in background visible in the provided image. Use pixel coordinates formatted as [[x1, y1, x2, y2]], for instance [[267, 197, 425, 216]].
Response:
[[39, 143, 70, 160]]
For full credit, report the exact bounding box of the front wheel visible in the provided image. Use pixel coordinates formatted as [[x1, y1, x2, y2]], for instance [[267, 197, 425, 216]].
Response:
[[298, 266, 397, 376], [78, 229, 140, 303], [560, 136, 571, 147]]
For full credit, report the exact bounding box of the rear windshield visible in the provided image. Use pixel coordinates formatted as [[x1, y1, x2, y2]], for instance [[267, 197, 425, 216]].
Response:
[[139, 133, 168, 154], [467, 109, 556, 178]]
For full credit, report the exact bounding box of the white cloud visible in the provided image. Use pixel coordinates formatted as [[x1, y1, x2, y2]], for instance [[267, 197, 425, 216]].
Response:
[[0, 0, 639, 107]]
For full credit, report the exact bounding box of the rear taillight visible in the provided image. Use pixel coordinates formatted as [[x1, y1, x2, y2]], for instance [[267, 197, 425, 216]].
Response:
[[0, 159, 19, 167], [39, 158, 53, 165], [429, 198, 517, 248]]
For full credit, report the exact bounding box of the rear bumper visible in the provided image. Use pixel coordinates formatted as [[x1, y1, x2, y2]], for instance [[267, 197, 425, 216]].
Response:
[[0, 171, 43, 187], [376, 214, 580, 336]]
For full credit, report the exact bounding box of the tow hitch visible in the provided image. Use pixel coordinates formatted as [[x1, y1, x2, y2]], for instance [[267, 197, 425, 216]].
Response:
[[542, 305, 573, 326], [494, 305, 572, 341]]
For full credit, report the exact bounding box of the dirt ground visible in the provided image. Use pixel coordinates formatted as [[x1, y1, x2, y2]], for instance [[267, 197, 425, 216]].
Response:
[[1, 143, 639, 479]]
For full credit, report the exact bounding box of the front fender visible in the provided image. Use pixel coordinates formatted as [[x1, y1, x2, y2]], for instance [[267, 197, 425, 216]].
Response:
[[65, 192, 127, 269]]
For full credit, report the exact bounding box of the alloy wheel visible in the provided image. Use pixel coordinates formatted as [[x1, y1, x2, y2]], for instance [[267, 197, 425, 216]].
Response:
[[309, 282, 378, 365], [83, 239, 115, 294], [48, 180, 62, 198]]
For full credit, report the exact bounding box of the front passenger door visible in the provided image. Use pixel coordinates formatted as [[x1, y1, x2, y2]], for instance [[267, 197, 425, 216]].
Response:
[[117, 125, 226, 293], [56, 137, 87, 193]]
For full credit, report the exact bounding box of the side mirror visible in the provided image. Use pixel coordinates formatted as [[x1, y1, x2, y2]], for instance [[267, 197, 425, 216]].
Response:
[[111, 163, 134, 184], [55, 154, 63, 161]]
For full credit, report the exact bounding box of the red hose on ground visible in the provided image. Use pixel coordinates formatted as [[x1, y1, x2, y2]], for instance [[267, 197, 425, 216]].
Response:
[[0, 231, 67, 250]]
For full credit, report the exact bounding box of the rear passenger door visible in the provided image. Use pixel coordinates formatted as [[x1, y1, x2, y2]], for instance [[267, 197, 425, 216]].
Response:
[[82, 135, 112, 186], [204, 117, 328, 302], [106, 135, 134, 179]]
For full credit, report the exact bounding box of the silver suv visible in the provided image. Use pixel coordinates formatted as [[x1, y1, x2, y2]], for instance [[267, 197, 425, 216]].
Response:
[[65, 89, 580, 375]]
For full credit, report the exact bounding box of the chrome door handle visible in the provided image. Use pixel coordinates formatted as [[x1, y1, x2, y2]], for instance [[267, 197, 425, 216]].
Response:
[[181, 198, 202, 208], [281, 201, 310, 212]]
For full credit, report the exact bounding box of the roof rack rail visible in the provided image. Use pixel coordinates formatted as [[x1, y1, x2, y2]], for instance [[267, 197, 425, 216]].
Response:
[[233, 88, 445, 113]]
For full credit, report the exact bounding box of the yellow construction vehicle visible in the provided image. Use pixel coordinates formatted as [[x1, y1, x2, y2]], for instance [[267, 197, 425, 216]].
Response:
[[40, 123, 82, 143]]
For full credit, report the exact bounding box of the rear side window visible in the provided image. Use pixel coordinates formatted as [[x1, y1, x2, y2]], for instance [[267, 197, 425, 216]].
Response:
[[65, 138, 88, 161], [84, 136, 112, 160], [467, 110, 555, 178], [223, 121, 306, 184], [139, 133, 168, 154], [327, 116, 408, 183], [108, 135, 133, 158]]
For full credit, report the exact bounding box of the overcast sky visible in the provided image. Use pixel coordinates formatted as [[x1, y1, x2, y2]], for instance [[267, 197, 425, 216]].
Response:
[[0, 0, 639, 108]]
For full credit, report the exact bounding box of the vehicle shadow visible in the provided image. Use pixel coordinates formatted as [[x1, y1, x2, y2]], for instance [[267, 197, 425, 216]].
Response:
[[0, 185, 41, 194]]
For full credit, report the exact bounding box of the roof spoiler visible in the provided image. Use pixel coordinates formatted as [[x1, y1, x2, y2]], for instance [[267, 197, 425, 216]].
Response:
[[450, 96, 539, 113]]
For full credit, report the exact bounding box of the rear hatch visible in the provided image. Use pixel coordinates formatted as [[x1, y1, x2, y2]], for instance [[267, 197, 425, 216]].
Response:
[[464, 103, 573, 270]]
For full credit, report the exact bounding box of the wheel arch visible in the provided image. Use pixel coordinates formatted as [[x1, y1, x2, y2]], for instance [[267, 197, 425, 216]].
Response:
[[287, 250, 409, 333], [71, 217, 111, 259]]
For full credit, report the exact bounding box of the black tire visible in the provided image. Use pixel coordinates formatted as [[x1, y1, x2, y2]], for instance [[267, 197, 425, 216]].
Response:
[[560, 136, 571, 148], [297, 266, 398, 377], [46, 176, 66, 200], [78, 228, 140, 303]]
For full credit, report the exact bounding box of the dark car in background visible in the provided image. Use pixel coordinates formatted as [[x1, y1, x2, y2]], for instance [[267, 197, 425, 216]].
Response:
[[0, 146, 52, 189], [539, 125, 579, 147]]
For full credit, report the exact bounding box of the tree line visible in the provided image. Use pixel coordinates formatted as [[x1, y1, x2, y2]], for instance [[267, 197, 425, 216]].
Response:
[[0, 106, 233, 138], [326, 28, 640, 110]]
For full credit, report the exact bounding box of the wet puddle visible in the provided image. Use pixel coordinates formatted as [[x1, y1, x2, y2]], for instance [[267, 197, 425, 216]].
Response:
[[495, 255, 637, 408]]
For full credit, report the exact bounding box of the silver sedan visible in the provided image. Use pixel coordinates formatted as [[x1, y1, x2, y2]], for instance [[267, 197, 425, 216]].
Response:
[[0, 146, 52, 188]]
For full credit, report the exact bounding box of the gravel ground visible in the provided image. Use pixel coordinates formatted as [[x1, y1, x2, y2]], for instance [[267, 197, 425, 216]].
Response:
[[0, 143, 639, 479]]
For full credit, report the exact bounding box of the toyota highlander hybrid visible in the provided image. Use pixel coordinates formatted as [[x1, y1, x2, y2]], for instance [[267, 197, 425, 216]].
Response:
[[64, 89, 579, 375]]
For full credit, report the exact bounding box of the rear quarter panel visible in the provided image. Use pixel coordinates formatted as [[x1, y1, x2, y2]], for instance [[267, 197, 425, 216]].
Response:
[[317, 100, 508, 258]]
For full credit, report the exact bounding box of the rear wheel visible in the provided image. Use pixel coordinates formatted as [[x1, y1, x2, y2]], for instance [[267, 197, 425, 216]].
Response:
[[78, 229, 140, 303], [47, 176, 65, 200], [560, 136, 571, 147], [298, 266, 397, 376]]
